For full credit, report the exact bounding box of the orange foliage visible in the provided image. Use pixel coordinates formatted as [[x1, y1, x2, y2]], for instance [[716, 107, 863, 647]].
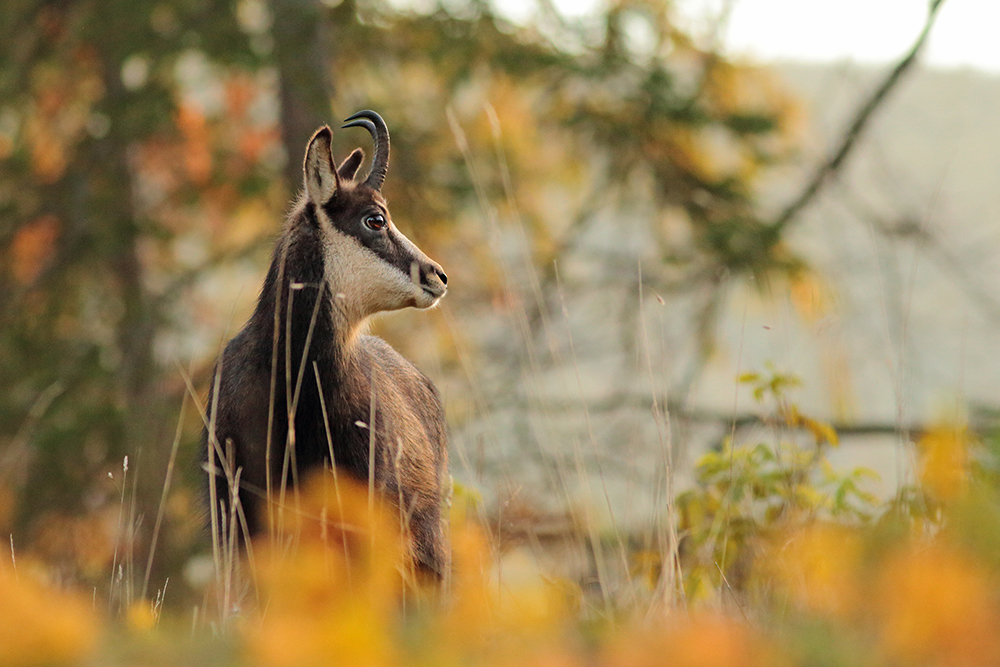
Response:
[[604, 613, 787, 667], [247, 474, 405, 667], [9, 215, 60, 285], [225, 75, 257, 119], [770, 523, 862, 618], [876, 543, 1000, 666], [0, 561, 101, 667], [238, 127, 279, 164], [24, 46, 103, 184], [224, 75, 280, 163], [176, 103, 213, 185], [29, 510, 116, 581]]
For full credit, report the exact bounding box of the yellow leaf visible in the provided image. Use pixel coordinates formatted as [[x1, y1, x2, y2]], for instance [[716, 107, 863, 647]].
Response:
[[919, 424, 969, 501], [788, 270, 832, 324]]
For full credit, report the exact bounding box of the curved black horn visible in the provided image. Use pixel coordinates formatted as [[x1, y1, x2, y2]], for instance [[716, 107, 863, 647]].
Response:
[[341, 110, 390, 191]]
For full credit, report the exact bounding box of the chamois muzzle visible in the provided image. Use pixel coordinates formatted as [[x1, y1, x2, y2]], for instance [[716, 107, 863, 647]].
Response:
[[342, 110, 390, 191], [421, 263, 448, 300]]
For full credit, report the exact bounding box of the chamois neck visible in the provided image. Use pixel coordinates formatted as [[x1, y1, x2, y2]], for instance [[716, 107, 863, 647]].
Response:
[[249, 207, 346, 368]]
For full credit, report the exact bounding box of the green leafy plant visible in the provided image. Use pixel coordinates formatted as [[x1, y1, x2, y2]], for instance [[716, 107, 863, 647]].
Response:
[[675, 367, 879, 602]]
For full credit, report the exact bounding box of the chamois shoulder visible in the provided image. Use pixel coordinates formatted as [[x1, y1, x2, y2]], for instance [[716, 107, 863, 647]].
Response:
[[352, 334, 446, 452], [355, 335, 442, 397]]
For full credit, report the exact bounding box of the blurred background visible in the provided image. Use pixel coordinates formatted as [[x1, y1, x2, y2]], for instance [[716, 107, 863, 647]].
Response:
[[2, 0, 998, 603]]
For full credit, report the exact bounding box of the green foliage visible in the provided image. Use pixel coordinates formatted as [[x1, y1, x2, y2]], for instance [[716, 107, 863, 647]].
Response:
[[676, 368, 879, 600]]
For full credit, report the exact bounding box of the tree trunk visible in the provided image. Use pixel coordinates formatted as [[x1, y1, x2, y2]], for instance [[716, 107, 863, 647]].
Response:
[[270, 0, 335, 191]]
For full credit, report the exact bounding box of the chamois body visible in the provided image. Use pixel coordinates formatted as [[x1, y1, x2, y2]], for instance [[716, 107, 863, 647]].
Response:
[[203, 112, 449, 575]]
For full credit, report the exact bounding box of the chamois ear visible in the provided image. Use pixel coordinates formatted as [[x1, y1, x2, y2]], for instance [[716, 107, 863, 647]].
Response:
[[337, 148, 365, 182], [304, 126, 338, 204]]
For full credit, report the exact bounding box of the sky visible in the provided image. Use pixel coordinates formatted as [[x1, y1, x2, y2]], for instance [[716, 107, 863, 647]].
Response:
[[532, 0, 1000, 74]]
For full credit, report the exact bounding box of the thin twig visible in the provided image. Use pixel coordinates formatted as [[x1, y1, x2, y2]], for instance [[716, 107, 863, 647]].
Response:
[[768, 0, 947, 235], [141, 393, 187, 602], [9, 535, 17, 581]]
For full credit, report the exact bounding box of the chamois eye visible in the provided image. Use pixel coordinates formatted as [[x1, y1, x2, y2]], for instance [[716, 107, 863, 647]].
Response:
[[363, 214, 386, 231]]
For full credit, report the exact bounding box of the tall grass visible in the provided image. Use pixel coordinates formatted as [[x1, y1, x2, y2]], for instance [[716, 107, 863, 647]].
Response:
[[3, 396, 996, 667], [3, 107, 998, 667]]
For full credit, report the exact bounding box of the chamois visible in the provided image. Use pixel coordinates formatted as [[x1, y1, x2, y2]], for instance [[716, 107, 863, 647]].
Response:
[[203, 110, 449, 576]]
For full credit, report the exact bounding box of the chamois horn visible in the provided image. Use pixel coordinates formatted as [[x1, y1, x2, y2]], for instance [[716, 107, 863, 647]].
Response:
[[342, 109, 390, 191]]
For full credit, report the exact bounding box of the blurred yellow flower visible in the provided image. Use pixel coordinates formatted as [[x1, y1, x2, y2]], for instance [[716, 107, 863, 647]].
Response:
[[396, 510, 580, 667], [126, 600, 156, 632], [0, 562, 100, 667], [769, 523, 862, 618], [248, 473, 404, 667], [919, 424, 970, 501], [492, 548, 572, 637], [876, 543, 1000, 666], [439, 522, 493, 635], [603, 613, 786, 667]]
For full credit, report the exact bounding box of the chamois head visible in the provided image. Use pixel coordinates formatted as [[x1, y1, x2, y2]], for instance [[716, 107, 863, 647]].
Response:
[[302, 110, 447, 331]]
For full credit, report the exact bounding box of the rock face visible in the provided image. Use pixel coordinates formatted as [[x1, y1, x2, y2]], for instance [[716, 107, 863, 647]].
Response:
[[444, 64, 1000, 525]]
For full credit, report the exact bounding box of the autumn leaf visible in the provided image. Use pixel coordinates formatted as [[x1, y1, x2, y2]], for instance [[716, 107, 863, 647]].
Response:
[[919, 423, 970, 501], [176, 103, 212, 185], [9, 215, 60, 285]]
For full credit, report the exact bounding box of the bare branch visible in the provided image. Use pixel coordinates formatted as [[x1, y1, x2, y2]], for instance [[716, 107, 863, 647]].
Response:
[[768, 0, 947, 235], [483, 389, 997, 444]]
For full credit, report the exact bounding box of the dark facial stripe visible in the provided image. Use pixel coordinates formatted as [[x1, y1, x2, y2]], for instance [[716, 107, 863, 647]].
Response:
[[321, 193, 421, 285], [378, 228, 421, 282]]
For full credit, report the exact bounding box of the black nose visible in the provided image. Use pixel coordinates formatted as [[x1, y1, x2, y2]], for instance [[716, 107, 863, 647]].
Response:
[[436, 268, 448, 286]]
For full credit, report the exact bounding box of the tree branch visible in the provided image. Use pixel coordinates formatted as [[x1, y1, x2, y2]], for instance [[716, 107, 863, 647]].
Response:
[[481, 389, 996, 445], [768, 0, 947, 235]]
